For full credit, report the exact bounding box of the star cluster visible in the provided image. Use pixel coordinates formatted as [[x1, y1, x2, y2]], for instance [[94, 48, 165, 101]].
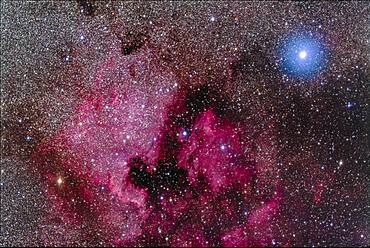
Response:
[[1, 1, 369, 247]]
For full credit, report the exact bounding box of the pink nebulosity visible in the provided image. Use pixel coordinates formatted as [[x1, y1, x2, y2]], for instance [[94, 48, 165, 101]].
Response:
[[177, 109, 252, 193], [33, 46, 282, 246], [34, 47, 178, 244]]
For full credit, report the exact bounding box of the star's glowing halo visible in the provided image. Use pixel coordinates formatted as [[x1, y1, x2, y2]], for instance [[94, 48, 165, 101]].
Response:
[[278, 32, 328, 79]]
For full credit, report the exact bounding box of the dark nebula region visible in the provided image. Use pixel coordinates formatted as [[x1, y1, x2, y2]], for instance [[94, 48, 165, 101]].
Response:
[[1, 1, 369, 247]]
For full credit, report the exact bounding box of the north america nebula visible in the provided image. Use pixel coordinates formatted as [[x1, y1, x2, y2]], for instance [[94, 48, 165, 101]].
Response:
[[1, 1, 369, 247]]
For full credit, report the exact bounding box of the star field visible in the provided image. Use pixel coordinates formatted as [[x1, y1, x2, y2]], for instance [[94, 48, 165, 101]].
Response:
[[1, 1, 369, 247]]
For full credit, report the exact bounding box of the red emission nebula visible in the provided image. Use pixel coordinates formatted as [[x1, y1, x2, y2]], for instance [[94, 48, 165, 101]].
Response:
[[32, 45, 287, 246], [2, 2, 369, 248], [14, 12, 365, 246]]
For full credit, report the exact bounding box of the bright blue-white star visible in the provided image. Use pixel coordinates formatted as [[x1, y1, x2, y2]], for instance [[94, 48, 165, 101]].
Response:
[[299, 50, 307, 59], [179, 128, 189, 141], [278, 33, 327, 79], [346, 101, 353, 108]]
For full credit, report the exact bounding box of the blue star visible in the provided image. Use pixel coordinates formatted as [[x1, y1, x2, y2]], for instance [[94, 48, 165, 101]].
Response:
[[179, 128, 189, 140], [63, 54, 72, 62], [346, 101, 353, 108], [278, 32, 328, 79]]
